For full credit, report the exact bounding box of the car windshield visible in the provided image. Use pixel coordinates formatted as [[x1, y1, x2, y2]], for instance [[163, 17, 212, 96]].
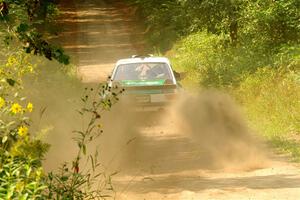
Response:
[[114, 62, 173, 81]]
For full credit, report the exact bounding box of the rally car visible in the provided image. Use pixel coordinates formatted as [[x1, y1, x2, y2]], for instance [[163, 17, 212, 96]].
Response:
[[109, 55, 182, 111]]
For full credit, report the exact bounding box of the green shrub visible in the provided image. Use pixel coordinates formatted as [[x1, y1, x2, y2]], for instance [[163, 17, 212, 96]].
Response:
[[128, 0, 300, 53], [168, 32, 227, 87], [0, 51, 50, 199], [235, 67, 300, 138], [168, 31, 300, 160], [0, 50, 119, 199], [0, 153, 47, 200], [169, 31, 271, 87]]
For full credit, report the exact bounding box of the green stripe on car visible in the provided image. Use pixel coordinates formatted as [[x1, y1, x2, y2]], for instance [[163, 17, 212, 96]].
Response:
[[121, 79, 165, 86]]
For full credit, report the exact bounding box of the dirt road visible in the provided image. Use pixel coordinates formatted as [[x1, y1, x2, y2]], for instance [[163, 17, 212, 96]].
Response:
[[55, 0, 300, 199], [56, 0, 145, 82]]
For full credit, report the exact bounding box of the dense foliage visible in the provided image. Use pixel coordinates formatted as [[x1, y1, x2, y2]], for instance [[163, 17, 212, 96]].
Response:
[[0, 51, 49, 199], [0, 0, 69, 64], [128, 0, 300, 159], [128, 0, 299, 51]]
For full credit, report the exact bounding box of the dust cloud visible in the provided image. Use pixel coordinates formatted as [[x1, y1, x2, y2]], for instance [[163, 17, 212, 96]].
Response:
[[169, 90, 270, 171], [24, 65, 269, 174], [97, 90, 270, 174], [24, 61, 85, 171]]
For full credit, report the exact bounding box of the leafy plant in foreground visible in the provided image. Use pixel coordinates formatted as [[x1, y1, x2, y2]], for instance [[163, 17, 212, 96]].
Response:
[[0, 50, 50, 199], [45, 83, 123, 200]]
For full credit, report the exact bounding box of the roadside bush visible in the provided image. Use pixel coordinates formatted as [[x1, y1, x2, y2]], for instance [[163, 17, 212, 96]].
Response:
[[168, 31, 279, 87], [0, 153, 47, 199], [168, 31, 300, 160], [0, 50, 50, 199], [167, 32, 228, 87], [127, 0, 299, 53], [235, 67, 300, 137], [126, 0, 189, 50], [0, 53, 120, 199], [234, 67, 300, 160], [0, 49, 119, 199]]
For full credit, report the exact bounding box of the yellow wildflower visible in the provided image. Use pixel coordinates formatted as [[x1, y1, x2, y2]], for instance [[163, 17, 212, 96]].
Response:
[[6, 56, 18, 67], [0, 97, 5, 108], [28, 64, 34, 73], [27, 102, 33, 112], [18, 126, 28, 137], [11, 103, 22, 114]]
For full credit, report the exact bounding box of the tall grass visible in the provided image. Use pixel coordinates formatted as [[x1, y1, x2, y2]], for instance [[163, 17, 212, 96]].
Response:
[[168, 31, 300, 160]]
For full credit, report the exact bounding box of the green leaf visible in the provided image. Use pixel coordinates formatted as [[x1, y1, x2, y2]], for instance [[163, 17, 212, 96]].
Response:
[[60, 175, 69, 182], [6, 78, 16, 86], [82, 144, 86, 155], [17, 23, 29, 33]]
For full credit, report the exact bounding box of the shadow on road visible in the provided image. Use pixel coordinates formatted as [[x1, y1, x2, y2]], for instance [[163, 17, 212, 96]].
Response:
[[117, 173, 300, 194], [55, 0, 145, 82]]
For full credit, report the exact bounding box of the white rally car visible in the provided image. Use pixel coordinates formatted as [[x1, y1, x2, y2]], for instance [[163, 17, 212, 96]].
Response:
[[109, 55, 182, 111]]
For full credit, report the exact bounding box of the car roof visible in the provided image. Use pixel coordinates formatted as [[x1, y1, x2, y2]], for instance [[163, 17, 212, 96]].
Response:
[[116, 56, 171, 66]]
